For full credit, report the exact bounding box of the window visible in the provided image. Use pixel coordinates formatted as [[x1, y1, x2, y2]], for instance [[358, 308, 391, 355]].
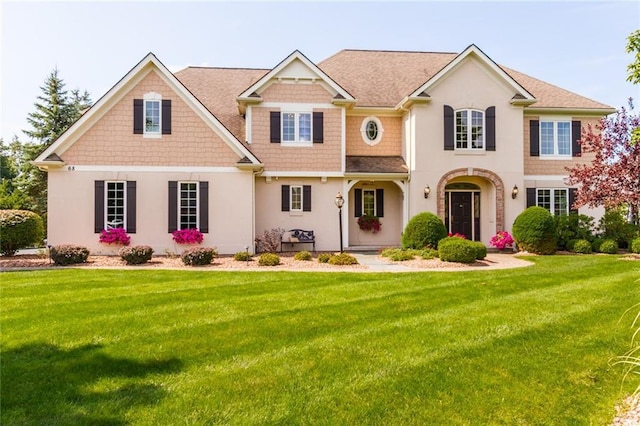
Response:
[[540, 120, 571, 156], [354, 188, 384, 218], [363, 189, 376, 216], [281, 185, 311, 212], [537, 189, 568, 216], [456, 109, 484, 149], [360, 116, 384, 146], [143, 92, 162, 136], [180, 182, 199, 229], [282, 112, 312, 143], [106, 182, 126, 229], [270, 111, 323, 144], [290, 186, 302, 211]]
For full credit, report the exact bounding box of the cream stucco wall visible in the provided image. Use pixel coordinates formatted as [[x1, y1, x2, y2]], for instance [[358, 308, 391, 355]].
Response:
[[47, 168, 255, 255]]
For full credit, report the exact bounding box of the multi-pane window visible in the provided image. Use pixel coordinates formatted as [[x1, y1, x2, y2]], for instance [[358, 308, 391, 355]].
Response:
[[106, 182, 125, 229], [537, 189, 568, 216], [180, 182, 198, 229], [363, 190, 376, 216], [540, 121, 571, 156], [145, 100, 160, 134], [456, 110, 484, 149], [290, 186, 302, 211], [282, 112, 312, 142]]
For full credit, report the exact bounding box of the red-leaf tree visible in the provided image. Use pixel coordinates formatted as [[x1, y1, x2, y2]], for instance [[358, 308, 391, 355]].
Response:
[[565, 100, 640, 228]]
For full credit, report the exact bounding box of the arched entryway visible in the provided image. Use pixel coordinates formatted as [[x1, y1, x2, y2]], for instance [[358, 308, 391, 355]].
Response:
[[437, 168, 505, 241]]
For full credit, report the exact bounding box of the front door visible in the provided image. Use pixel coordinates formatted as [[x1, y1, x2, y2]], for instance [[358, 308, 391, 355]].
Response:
[[450, 192, 472, 239]]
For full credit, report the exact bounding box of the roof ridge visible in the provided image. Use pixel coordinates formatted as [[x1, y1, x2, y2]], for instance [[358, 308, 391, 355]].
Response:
[[181, 66, 271, 71], [338, 48, 459, 55]]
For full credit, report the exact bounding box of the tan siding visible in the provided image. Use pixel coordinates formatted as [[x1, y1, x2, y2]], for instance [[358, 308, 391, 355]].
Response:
[[260, 82, 334, 103], [63, 70, 240, 166], [345, 115, 403, 156], [523, 116, 600, 175]]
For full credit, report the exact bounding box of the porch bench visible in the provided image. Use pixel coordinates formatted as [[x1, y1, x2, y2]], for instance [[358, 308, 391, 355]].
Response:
[[281, 229, 315, 252]]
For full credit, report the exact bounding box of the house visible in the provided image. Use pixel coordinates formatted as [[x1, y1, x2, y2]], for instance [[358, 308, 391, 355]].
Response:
[[33, 45, 614, 254]]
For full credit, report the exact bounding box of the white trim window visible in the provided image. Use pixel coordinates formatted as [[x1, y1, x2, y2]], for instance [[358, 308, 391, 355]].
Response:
[[290, 185, 303, 211], [106, 181, 126, 229], [540, 120, 571, 157], [360, 116, 384, 146], [456, 109, 484, 150], [363, 189, 376, 216], [179, 182, 199, 230], [537, 188, 568, 216], [282, 112, 312, 143], [143, 92, 162, 137]]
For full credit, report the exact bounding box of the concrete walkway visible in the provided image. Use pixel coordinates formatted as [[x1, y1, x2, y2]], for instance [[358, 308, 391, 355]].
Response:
[[350, 252, 417, 272]]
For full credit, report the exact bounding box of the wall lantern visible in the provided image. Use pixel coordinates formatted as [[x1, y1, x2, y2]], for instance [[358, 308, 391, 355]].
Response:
[[424, 185, 431, 199], [511, 185, 519, 199]]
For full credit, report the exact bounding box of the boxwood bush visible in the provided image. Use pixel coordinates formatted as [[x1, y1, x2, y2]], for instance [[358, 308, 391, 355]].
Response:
[[512, 207, 557, 255], [258, 252, 280, 266], [471, 241, 487, 260], [420, 248, 439, 260], [119, 245, 154, 265], [328, 253, 359, 265], [437, 237, 477, 264], [0, 209, 44, 256], [233, 251, 252, 261], [294, 250, 313, 261], [599, 239, 618, 254], [572, 239, 592, 254], [50, 244, 90, 265], [631, 238, 640, 254], [401, 212, 447, 249], [181, 247, 217, 266], [591, 238, 605, 253], [317, 253, 331, 263]]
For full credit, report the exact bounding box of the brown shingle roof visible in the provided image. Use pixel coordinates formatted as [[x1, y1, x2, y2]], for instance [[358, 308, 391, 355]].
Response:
[[346, 156, 408, 174]]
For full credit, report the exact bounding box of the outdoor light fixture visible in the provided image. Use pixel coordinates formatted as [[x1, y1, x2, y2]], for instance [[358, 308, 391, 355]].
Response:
[[424, 185, 431, 199], [335, 192, 344, 253], [512, 185, 519, 199]]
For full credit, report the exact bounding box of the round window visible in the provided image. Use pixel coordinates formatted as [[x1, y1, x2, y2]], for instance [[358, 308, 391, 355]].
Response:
[[360, 116, 384, 146]]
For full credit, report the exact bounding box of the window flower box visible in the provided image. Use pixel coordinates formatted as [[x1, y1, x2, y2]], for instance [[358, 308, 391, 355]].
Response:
[[357, 215, 382, 234]]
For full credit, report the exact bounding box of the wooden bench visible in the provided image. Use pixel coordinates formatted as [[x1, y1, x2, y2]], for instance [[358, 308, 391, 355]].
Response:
[[281, 229, 315, 252]]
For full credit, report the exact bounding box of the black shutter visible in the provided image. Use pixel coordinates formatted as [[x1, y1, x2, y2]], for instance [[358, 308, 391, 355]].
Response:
[[529, 120, 540, 156], [486, 106, 496, 151], [199, 181, 209, 233], [568, 188, 578, 214], [376, 188, 384, 218], [270, 111, 281, 143], [303, 185, 311, 211], [133, 99, 143, 134], [313, 112, 323, 143], [168, 181, 178, 232], [354, 188, 362, 217], [526, 188, 536, 208], [571, 121, 581, 157], [281, 185, 290, 211], [162, 100, 172, 135], [94, 180, 105, 233], [126, 181, 136, 233], [444, 105, 454, 150]]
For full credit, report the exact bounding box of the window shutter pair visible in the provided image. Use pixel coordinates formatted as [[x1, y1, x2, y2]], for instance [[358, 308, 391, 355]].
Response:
[[353, 188, 384, 217], [270, 111, 323, 143], [133, 99, 172, 134], [526, 187, 578, 214], [529, 120, 581, 156], [168, 181, 209, 233], [443, 105, 495, 150], [281, 185, 312, 212], [94, 180, 137, 233]]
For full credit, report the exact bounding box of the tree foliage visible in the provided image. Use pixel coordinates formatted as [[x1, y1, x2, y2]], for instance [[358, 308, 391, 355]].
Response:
[[627, 29, 640, 85], [565, 101, 640, 227]]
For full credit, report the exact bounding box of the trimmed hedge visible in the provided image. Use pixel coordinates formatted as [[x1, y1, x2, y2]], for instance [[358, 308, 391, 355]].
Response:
[[437, 237, 477, 264], [0, 209, 44, 256], [512, 207, 557, 255], [599, 239, 618, 254], [258, 252, 280, 266], [294, 250, 313, 261], [572, 239, 592, 254], [471, 241, 487, 260], [181, 247, 217, 266], [119, 245, 154, 265], [50, 244, 90, 265], [402, 212, 447, 249]]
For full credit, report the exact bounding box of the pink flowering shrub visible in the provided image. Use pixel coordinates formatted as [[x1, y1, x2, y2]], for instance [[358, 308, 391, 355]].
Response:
[[99, 228, 131, 246], [489, 231, 514, 250], [172, 228, 204, 245]]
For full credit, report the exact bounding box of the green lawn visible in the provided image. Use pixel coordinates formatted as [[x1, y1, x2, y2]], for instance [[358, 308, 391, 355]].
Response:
[[1, 256, 638, 425]]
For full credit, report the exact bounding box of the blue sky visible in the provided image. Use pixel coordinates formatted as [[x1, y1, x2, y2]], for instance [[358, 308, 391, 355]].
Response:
[[1, 1, 639, 143]]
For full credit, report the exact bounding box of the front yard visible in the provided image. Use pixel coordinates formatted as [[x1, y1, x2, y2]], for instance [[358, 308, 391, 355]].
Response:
[[1, 255, 638, 424]]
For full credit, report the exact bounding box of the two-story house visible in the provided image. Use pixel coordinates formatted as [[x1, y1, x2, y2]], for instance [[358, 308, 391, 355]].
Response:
[[34, 45, 614, 254]]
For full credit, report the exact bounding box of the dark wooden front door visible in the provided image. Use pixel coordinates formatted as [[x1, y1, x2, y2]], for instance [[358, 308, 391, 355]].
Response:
[[450, 192, 472, 240]]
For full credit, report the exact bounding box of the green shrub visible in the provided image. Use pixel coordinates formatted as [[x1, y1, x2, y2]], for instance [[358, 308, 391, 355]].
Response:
[[328, 253, 359, 265], [258, 252, 280, 266], [512, 207, 557, 255], [119, 245, 154, 265], [554, 214, 595, 250], [591, 238, 605, 253], [471, 241, 487, 260], [50, 244, 90, 265], [0, 209, 44, 256], [599, 239, 618, 254], [381, 248, 415, 261], [419, 248, 439, 260], [631, 238, 640, 254], [566, 239, 579, 252], [598, 209, 638, 249], [380, 248, 399, 258], [294, 250, 312, 261], [401, 212, 447, 249], [181, 247, 217, 266], [572, 239, 592, 254], [234, 251, 252, 261], [317, 253, 331, 263], [437, 237, 477, 264]]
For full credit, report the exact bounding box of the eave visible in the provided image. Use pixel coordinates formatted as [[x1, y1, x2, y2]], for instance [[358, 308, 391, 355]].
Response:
[[523, 107, 616, 116]]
